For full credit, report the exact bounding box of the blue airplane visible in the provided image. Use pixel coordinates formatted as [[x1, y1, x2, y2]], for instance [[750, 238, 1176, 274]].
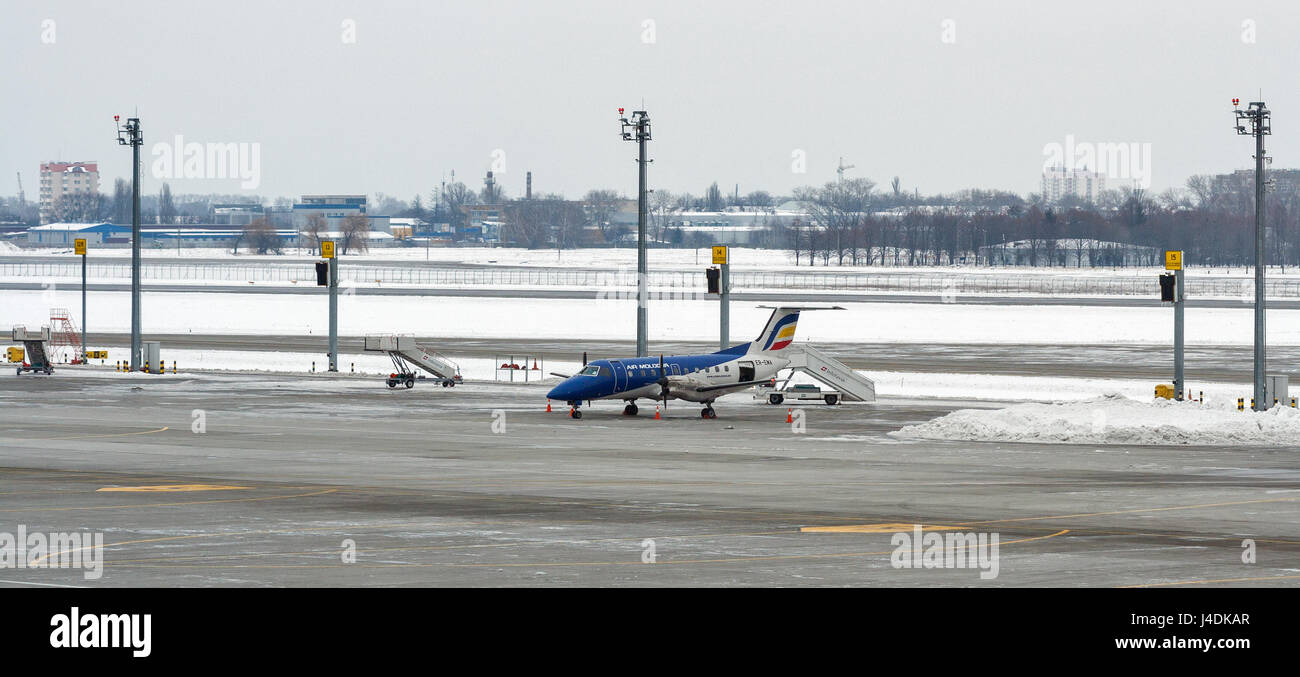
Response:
[[547, 306, 840, 419]]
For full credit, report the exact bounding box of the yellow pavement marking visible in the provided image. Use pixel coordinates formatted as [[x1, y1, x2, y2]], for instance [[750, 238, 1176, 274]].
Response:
[[959, 496, 1300, 526], [0, 487, 337, 514], [1120, 574, 1300, 588], [801, 523, 966, 534], [16, 426, 170, 441], [97, 484, 250, 493]]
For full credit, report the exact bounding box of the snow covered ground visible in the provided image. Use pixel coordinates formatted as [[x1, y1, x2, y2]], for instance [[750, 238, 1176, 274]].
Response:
[[891, 394, 1300, 446], [114, 348, 575, 383], [6, 243, 1297, 279], [6, 289, 1299, 346]]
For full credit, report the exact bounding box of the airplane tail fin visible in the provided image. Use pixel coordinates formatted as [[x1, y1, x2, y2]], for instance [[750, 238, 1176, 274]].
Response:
[[746, 305, 843, 355], [749, 307, 802, 354]]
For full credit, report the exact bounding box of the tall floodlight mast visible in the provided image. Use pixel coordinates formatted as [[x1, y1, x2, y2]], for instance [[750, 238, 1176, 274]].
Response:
[[1233, 99, 1271, 410]]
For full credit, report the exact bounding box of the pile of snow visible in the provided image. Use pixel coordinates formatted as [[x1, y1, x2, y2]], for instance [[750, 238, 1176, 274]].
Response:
[[891, 393, 1300, 446]]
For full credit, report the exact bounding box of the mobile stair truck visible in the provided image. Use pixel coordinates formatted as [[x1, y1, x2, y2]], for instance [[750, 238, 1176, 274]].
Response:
[[363, 335, 463, 389], [755, 344, 876, 405], [12, 326, 54, 376]]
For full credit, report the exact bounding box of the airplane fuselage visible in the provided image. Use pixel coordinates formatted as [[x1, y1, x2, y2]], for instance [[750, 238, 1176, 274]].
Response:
[[547, 348, 789, 404]]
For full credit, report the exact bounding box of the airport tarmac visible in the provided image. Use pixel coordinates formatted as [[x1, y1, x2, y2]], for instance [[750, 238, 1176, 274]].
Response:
[[1, 369, 1297, 587]]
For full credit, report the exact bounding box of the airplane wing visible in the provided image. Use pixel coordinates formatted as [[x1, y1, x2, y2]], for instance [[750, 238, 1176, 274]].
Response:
[[690, 378, 777, 394]]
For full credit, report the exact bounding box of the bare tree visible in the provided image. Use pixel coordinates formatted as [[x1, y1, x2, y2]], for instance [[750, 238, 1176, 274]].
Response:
[[583, 189, 621, 242], [651, 189, 677, 242], [341, 214, 369, 255], [158, 183, 177, 225], [242, 217, 282, 255], [303, 213, 326, 255]]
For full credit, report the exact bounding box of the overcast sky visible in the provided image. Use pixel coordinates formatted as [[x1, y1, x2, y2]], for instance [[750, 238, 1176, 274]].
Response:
[[2, 0, 1297, 203]]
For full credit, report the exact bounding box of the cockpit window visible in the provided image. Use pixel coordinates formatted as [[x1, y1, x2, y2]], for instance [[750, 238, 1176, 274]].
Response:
[[579, 365, 603, 376]]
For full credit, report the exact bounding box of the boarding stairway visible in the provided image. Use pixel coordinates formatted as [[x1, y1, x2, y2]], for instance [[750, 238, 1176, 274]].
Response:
[[363, 335, 462, 386], [12, 326, 53, 375], [782, 345, 876, 402]]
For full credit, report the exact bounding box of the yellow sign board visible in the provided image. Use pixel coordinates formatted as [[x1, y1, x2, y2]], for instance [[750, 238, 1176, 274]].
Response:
[[74, 238, 87, 256], [321, 240, 336, 259], [1165, 250, 1183, 270], [712, 245, 728, 265]]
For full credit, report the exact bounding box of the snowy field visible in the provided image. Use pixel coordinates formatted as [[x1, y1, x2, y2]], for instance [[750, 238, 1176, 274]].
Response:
[[135, 349, 570, 383], [892, 394, 1300, 446], [6, 289, 1299, 346], [4, 242, 1295, 279]]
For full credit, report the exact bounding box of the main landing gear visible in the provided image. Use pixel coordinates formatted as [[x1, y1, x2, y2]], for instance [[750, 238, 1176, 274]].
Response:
[[623, 403, 639, 416], [700, 404, 717, 419]]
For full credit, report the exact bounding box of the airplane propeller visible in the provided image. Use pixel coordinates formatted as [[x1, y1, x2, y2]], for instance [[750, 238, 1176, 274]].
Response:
[[656, 354, 670, 410]]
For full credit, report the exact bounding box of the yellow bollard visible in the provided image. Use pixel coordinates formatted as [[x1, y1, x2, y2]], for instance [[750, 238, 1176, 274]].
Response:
[[171, 360, 176, 374], [1237, 398, 1244, 412]]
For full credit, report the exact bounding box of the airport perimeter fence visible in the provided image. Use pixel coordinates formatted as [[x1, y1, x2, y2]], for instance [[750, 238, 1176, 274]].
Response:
[[3, 261, 1299, 298]]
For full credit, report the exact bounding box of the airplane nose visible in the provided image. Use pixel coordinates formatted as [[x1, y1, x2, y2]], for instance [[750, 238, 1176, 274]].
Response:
[[547, 380, 575, 401]]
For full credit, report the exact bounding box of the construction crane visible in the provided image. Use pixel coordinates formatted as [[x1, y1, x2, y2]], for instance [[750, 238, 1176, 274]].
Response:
[[836, 157, 855, 182]]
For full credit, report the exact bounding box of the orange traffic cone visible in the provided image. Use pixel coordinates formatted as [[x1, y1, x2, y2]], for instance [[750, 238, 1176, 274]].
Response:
[[655, 405, 661, 420], [546, 399, 552, 412], [786, 408, 793, 423]]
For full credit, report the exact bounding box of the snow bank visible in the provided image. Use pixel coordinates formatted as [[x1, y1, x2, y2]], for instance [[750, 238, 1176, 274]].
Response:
[[891, 394, 1300, 446]]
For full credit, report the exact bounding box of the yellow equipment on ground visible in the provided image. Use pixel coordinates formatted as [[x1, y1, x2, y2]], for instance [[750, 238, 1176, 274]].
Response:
[[6, 347, 23, 363], [1154, 384, 1176, 400]]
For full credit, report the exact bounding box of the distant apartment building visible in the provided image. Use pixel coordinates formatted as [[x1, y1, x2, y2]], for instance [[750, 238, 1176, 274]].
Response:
[[1041, 165, 1105, 205], [210, 203, 265, 226], [39, 161, 100, 223], [291, 195, 392, 233], [292, 194, 367, 228]]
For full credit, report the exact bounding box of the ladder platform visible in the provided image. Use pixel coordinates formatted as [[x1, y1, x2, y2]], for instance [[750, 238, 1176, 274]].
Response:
[[782, 345, 876, 402], [363, 335, 462, 383]]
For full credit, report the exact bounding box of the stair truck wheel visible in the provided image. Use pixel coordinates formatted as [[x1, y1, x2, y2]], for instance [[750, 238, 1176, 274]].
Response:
[[825, 395, 839, 405], [404, 378, 415, 389], [769, 393, 783, 405]]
